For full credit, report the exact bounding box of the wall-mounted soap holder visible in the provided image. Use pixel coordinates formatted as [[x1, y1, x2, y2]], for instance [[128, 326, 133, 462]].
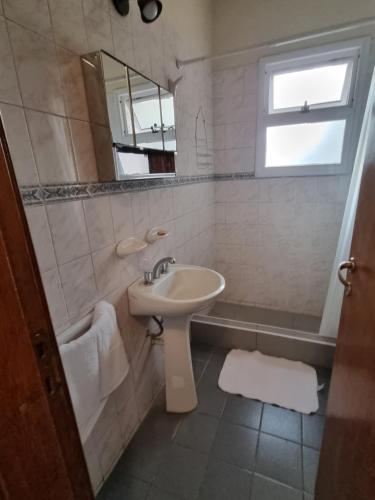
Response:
[[146, 227, 169, 244], [116, 237, 148, 258]]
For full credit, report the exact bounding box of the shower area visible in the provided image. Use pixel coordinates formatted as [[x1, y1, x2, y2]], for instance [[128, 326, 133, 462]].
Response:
[[192, 37, 375, 362]]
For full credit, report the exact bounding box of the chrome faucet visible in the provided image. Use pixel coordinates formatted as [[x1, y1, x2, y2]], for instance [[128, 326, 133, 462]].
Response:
[[144, 257, 176, 285]]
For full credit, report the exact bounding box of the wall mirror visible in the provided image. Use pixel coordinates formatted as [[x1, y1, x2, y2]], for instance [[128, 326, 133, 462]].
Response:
[[102, 52, 134, 147], [81, 50, 176, 181], [160, 87, 177, 151], [128, 69, 164, 151]]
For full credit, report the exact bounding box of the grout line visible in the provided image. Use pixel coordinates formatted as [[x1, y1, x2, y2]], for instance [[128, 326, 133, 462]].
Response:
[[252, 402, 264, 472]]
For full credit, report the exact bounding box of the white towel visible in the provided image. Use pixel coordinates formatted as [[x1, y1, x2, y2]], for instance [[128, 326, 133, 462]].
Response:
[[60, 323, 104, 443], [94, 301, 129, 399], [60, 301, 129, 443]]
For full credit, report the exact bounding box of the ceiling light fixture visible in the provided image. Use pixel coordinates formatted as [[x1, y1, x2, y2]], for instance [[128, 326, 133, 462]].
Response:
[[112, 0, 162, 23], [137, 0, 162, 23], [112, 0, 130, 16]]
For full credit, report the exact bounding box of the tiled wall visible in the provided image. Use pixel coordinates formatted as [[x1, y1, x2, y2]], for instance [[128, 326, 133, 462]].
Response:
[[212, 62, 351, 316], [0, 0, 214, 493], [25, 182, 215, 491], [215, 176, 349, 316]]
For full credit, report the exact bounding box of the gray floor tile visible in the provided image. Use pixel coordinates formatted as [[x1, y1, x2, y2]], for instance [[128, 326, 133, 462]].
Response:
[[98, 474, 150, 500], [315, 366, 331, 385], [201, 356, 225, 381], [211, 347, 229, 364], [302, 414, 325, 449], [261, 405, 302, 442], [143, 396, 182, 440], [303, 447, 319, 495], [146, 486, 181, 500], [260, 309, 295, 329], [154, 444, 208, 500], [192, 358, 206, 384], [317, 384, 329, 416], [255, 433, 303, 489], [96, 490, 106, 500], [209, 301, 260, 322], [304, 494, 314, 500], [292, 314, 321, 333], [197, 366, 227, 417], [211, 421, 258, 469], [250, 474, 303, 500], [191, 343, 213, 362], [121, 415, 171, 482], [222, 395, 262, 429], [121, 439, 167, 483], [198, 459, 252, 500], [174, 412, 219, 453], [121, 398, 182, 481]]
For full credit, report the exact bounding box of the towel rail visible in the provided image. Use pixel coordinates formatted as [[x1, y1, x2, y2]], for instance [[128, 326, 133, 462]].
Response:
[[57, 313, 93, 346]]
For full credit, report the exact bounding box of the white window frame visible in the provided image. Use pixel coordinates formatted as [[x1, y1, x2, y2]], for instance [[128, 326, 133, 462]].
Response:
[[255, 38, 371, 178]]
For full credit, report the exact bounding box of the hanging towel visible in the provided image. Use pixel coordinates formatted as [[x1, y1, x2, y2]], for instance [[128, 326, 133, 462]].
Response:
[[60, 301, 129, 443], [93, 301, 129, 399], [60, 324, 104, 443]]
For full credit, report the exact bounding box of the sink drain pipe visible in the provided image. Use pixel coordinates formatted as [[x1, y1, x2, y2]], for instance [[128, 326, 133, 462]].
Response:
[[147, 315, 164, 339]]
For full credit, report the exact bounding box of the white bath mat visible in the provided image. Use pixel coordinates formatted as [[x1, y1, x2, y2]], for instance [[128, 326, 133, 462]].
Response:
[[218, 349, 319, 414]]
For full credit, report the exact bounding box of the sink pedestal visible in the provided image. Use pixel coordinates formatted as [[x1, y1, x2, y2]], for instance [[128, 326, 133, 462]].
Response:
[[163, 315, 197, 413]]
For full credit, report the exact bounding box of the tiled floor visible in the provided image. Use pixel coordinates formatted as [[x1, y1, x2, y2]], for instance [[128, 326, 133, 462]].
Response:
[[97, 343, 330, 500], [209, 302, 322, 333]]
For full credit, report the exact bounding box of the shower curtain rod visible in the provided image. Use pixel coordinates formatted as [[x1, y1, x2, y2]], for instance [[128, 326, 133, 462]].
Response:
[[176, 16, 375, 68]]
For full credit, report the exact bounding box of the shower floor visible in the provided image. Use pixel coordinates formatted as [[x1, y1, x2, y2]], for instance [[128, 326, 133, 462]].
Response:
[[209, 302, 321, 334], [96, 343, 330, 500]]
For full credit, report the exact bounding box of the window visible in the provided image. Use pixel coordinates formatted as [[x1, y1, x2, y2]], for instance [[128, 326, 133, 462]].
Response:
[[256, 38, 370, 177], [132, 97, 161, 132]]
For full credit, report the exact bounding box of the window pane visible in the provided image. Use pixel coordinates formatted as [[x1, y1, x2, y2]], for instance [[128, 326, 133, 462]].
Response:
[[272, 63, 350, 110], [132, 99, 161, 131], [265, 120, 346, 167]]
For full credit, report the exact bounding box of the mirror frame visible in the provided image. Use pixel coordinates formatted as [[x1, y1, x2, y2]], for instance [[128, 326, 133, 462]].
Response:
[[81, 49, 177, 181]]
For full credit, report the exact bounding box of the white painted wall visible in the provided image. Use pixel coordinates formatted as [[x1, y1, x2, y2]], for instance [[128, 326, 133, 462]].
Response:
[[213, 0, 375, 56]]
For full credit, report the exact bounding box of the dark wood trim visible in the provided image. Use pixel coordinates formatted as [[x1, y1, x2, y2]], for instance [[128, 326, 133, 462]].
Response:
[[0, 117, 93, 499]]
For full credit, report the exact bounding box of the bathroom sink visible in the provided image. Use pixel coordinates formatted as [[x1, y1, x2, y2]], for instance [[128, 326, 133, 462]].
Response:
[[128, 264, 225, 413], [128, 264, 225, 317]]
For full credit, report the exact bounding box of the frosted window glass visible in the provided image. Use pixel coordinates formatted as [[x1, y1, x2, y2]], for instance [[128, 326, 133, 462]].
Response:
[[272, 64, 349, 110], [266, 120, 346, 167]]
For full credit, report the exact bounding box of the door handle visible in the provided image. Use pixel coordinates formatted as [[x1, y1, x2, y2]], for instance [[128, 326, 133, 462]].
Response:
[[338, 257, 356, 296]]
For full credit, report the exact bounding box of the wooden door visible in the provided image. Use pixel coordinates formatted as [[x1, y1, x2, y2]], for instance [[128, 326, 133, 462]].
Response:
[[316, 86, 375, 498], [0, 118, 93, 499]]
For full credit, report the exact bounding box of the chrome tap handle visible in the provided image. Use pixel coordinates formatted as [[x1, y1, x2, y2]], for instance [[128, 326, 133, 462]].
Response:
[[144, 271, 153, 285], [161, 262, 169, 274]]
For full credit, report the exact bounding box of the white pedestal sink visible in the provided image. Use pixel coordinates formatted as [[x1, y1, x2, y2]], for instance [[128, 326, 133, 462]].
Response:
[[128, 265, 225, 413]]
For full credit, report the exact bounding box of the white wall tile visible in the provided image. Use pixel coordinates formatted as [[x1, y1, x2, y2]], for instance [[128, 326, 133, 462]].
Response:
[[26, 110, 77, 184], [47, 201, 90, 265], [110, 193, 134, 242], [3, 0, 52, 38], [25, 205, 56, 273], [9, 21, 65, 115], [84, 197, 115, 251], [49, 0, 88, 54], [92, 244, 123, 296], [130, 191, 150, 236], [0, 17, 21, 105], [0, 103, 39, 185], [41, 268, 69, 332], [59, 254, 98, 319]]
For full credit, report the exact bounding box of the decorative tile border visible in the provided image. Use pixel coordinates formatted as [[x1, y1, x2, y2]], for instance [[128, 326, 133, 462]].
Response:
[[21, 172, 255, 205]]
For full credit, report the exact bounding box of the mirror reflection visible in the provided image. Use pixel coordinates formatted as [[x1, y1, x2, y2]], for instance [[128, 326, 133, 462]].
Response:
[[129, 69, 164, 151], [102, 52, 134, 147], [160, 88, 176, 151]]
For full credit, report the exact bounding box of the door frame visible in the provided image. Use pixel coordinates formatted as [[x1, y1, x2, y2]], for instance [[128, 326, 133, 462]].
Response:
[[0, 116, 93, 499]]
